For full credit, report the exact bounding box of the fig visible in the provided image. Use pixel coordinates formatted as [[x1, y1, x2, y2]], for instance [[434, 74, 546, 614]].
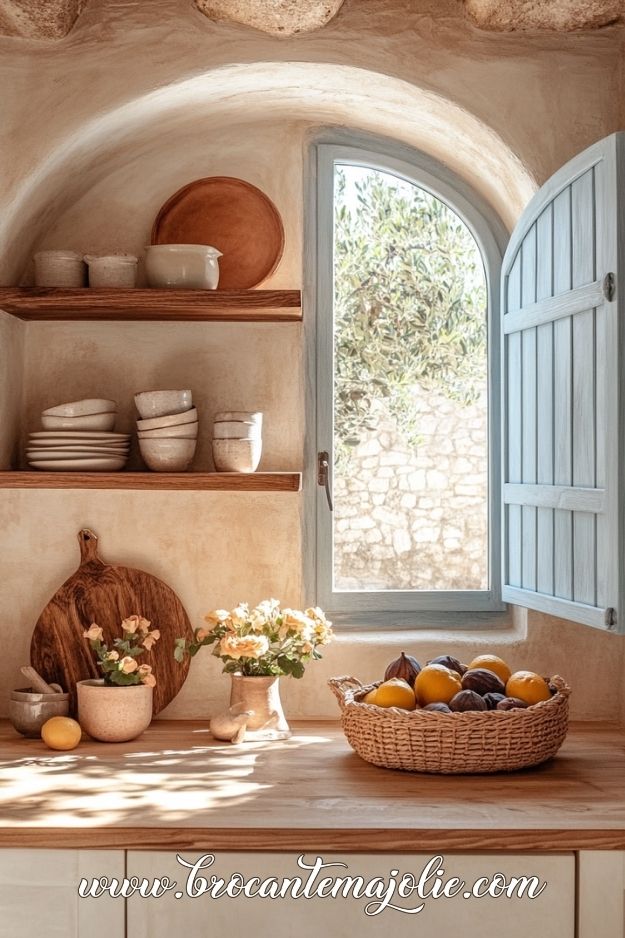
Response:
[[462, 668, 505, 696], [482, 692, 506, 710], [422, 702, 452, 713], [497, 697, 528, 711], [449, 690, 487, 712], [384, 651, 421, 685], [428, 655, 464, 676]]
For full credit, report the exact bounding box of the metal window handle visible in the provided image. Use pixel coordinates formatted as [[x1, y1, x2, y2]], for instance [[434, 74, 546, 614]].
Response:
[[317, 451, 333, 511]]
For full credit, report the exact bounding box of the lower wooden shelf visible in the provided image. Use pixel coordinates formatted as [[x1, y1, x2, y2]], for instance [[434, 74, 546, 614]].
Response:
[[0, 471, 302, 491]]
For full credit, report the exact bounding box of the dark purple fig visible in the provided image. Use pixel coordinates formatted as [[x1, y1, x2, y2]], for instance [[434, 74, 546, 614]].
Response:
[[428, 655, 464, 676], [497, 697, 529, 711], [384, 651, 421, 685], [482, 692, 506, 710], [422, 702, 452, 713], [449, 690, 487, 712], [462, 668, 505, 696]]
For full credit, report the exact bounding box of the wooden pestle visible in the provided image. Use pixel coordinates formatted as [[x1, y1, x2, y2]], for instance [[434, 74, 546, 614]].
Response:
[[21, 665, 62, 694]]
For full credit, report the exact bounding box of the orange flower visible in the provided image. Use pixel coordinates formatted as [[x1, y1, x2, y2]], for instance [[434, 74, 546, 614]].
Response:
[[121, 615, 151, 635], [142, 629, 160, 651], [141, 673, 156, 687], [83, 623, 103, 641], [120, 656, 138, 674]]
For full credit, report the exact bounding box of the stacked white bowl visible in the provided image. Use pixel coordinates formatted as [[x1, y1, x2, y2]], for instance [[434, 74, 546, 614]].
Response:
[[212, 411, 262, 472], [135, 390, 197, 472], [28, 399, 130, 471]]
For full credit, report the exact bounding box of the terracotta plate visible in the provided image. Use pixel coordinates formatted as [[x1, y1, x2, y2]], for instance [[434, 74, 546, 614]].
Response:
[[151, 176, 285, 290]]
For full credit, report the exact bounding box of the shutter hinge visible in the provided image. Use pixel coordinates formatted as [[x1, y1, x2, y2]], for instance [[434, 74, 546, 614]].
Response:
[[605, 607, 617, 630], [602, 272, 615, 302], [317, 451, 333, 511]]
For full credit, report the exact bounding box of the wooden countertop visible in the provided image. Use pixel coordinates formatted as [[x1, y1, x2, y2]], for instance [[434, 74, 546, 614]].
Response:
[[1, 719, 624, 852]]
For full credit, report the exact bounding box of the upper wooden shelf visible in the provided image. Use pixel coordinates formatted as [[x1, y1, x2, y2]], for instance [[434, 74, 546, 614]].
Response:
[[0, 288, 302, 322], [0, 471, 302, 492]]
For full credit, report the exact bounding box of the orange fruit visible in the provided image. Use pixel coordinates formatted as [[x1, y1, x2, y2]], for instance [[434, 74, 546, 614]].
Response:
[[415, 664, 462, 706], [41, 716, 82, 751], [468, 654, 512, 684], [362, 688, 379, 705], [375, 678, 416, 711], [505, 671, 551, 705]]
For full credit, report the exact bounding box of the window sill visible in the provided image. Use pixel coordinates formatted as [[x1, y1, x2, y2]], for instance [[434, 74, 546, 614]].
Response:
[[332, 605, 526, 646]]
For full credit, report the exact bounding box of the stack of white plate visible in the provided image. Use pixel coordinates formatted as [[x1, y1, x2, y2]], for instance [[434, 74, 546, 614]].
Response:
[[28, 399, 130, 472], [135, 390, 197, 472], [212, 411, 262, 472]]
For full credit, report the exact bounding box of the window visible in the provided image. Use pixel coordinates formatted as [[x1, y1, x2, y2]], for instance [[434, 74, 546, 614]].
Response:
[[311, 136, 505, 621]]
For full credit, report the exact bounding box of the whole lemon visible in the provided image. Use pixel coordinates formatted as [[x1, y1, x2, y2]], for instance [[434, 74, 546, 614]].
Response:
[[415, 664, 462, 706], [468, 654, 512, 684], [41, 716, 82, 751], [505, 671, 551, 706], [375, 678, 416, 711]]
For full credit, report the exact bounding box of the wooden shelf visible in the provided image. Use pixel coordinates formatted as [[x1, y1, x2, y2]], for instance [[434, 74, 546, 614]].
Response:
[[0, 288, 302, 321], [0, 471, 302, 491]]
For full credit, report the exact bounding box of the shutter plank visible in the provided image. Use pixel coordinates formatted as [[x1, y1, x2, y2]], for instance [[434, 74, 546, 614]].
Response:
[[553, 187, 572, 295]]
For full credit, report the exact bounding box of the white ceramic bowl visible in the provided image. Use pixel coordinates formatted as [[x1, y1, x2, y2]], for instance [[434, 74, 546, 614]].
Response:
[[34, 250, 85, 288], [134, 389, 193, 419], [145, 244, 222, 290], [42, 398, 117, 418], [215, 411, 263, 426], [137, 422, 198, 440], [212, 438, 262, 473], [41, 412, 117, 431], [136, 407, 198, 432], [213, 420, 261, 440], [139, 437, 197, 472], [84, 254, 138, 288]]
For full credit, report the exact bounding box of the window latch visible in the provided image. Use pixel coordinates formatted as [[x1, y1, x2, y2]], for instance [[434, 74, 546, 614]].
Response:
[[317, 451, 333, 511]]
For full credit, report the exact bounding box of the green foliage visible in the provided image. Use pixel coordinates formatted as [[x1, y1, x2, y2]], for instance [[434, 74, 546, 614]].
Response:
[[333, 166, 487, 459]]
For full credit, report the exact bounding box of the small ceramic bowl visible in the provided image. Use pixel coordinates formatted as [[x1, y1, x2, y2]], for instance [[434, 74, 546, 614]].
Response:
[[136, 407, 198, 432], [9, 688, 70, 738], [214, 411, 263, 427], [137, 422, 199, 440], [139, 437, 197, 472], [41, 412, 117, 431], [212, 438, 262, 473], [134, 390, 192, 419], [42, 399, 117, 418], [213, 420, 261, 440], [144, 244, 222, 290]]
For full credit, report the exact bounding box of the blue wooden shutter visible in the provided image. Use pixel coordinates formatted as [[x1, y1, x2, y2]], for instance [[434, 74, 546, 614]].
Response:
[[502, 134, 624, 631]]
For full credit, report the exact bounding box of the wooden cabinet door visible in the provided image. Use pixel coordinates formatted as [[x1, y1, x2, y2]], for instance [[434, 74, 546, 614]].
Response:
[[578, 851, 625, 938], [128, 851, 575, 937], [0, 849, 124, 938]]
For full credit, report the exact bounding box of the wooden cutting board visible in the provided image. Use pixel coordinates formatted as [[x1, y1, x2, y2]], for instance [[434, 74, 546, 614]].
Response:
[[30, 529, 193, 715]]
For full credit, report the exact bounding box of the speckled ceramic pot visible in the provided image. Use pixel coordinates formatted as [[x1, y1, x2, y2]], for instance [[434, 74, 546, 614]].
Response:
[[77, 679, 153, 742]]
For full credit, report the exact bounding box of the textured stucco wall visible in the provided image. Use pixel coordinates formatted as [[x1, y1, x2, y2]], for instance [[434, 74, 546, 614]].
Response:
[[0, 0, 623, 722]]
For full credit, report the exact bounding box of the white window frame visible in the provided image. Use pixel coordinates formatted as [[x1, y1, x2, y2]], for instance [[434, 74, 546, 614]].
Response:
[[304, 130, 509, 625]]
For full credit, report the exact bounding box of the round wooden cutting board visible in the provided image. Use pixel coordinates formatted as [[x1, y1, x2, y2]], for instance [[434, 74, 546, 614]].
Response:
[[151, 176, 285, 289], [30, 529, 193, 715]]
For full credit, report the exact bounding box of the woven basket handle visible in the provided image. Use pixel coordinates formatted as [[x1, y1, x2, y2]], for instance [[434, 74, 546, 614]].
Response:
[[549, 674, 571, 697], [328, 675, 363, 710]]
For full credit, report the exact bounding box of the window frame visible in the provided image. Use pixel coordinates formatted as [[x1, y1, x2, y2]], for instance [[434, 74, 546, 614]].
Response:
[[304, 130, 509, 625]]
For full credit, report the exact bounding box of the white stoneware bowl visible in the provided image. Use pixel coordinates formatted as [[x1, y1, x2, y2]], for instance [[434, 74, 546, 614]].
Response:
[[212, 438, 262, 473], [213, 420, 261, 440], [136, 407, 197, 432], [41, 412, 116, 431], [145, 244, 222, 290], [42, 399, 117, 417], [215, 411, 262, 426], [139, 437, 196, 472], [134, 389, 193, 419], [34, 250, 85, 288], [137, 422, 198, 440], [84, 254, 138, 288]]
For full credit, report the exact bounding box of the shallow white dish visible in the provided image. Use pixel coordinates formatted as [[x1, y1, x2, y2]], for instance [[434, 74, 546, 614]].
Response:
[[30, 430, 130, 441], [28, 441, 129, 451], [138, 438, 196, 472], [42, 399, 117, 418], [136, 407, 198, 432], [28, 448, 129, 459], [41, 413, 117, 431], [29, 457, 127, 472], [134, 389, 193, 419], [213, 420, 261, 440], [214, 411, 263, 426], [137, 422, 198, 440], [145, 244, 222, 290], [212, 438, 261, 473]]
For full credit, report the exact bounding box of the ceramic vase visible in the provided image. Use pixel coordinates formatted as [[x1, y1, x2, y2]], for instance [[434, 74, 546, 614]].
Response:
[[229, 674, 291, 740], [77, 679, 153, 742]]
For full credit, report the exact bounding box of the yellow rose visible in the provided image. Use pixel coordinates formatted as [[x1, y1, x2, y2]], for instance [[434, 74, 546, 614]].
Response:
[[280, 609, 314, 640], [203, 609, 231, 626], [248, 609, 268, 632], [83, 623, 103, 641], [219, 633, 269, 660], [120, 656, 138, 674], [142, 629, 160, 651], [230, 604, 250, 626], [121, 615, 143, 634], [141, 673, 156, 687], [137, 663, 152, 677], [105, 650, 119, 661]]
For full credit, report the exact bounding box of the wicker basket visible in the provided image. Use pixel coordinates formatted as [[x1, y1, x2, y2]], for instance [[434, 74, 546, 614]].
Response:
[[329, 674, 571, 774]]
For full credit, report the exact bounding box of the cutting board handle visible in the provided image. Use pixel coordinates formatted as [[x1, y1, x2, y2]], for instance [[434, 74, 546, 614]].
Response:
[[78, 529, 101, 565]]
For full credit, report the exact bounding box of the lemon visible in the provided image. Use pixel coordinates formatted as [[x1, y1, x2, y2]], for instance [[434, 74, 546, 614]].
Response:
[[415, 664, 462, 706], [505, 671, 551, 706], [41, 716, 82, 751], [362, 688, 379, 705], [375, 678, 416, 711], [468, 654, 512, 684]]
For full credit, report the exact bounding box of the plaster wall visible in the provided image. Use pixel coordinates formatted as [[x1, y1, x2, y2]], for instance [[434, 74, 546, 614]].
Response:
[[0, 0, 624, 723]]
